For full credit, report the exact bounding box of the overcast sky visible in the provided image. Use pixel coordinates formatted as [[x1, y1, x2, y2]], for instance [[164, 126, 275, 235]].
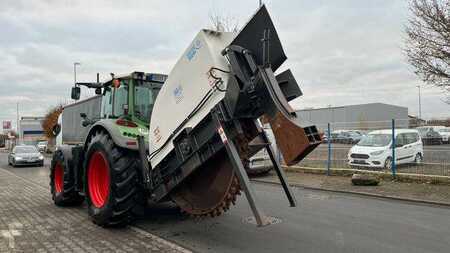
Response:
[[0, 0, 448, 129]]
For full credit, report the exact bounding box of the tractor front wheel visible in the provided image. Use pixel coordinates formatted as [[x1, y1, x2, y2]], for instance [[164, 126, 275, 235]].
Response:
[[84, 130, 145, 227]]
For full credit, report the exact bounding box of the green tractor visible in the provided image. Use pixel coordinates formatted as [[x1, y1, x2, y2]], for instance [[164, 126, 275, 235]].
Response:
[[51, 72, 166, 226]]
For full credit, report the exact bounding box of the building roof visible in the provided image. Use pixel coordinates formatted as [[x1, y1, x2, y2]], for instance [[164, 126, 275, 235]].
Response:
[[296, 102, 407, 112], [369, 129, 419, 134]]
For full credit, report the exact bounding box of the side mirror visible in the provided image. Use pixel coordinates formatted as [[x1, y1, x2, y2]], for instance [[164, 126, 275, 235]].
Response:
[[82, 121, 91, 127], [95, 87, 102, 95], [71, 86, 81, 100], [52, 124, 61, 136], [80, 113, 87, 118]]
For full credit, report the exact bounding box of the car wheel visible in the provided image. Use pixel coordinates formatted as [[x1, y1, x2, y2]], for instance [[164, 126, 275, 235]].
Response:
[[414, 153, 423, 165], [384, 157, 392, 171]]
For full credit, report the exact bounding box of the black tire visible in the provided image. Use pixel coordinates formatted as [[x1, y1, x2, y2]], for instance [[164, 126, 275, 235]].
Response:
[[84, 130, 145, 227], [384, 157, 393, 171], [414, 153, 423, 165], [50, 150, 84, 206]]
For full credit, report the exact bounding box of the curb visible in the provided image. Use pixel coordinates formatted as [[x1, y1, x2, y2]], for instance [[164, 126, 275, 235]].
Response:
[[252, 179, 450, 208]]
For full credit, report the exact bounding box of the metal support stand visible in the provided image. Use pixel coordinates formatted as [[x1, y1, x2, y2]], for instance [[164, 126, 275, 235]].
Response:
[[259, 130, 297, 207], [213, 112, 269, 227]]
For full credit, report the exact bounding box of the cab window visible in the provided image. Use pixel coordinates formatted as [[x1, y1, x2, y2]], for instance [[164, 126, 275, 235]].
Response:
[[101, 88, 113, 118], [113, 81, 129, 117]]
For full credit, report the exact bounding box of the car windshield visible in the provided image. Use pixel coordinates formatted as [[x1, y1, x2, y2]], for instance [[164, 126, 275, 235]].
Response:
[[15, 146, 38, 153], [357, 134, 391, 147], [438, 129, 450, 133], [417, 128, 430, 134], [134, 80, 160, 124], [38, 142, 47, 145]]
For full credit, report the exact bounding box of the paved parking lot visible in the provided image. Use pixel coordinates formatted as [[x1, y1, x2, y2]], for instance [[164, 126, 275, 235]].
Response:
[[300, 143, 450, 176], [0, 162, 190, 252]]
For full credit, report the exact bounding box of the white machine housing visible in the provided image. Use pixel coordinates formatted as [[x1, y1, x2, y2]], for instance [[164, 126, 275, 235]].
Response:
[[149, 30, 235, 167]]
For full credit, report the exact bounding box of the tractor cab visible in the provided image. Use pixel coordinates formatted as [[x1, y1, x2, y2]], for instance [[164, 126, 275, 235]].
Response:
[[72, 71, 167, 128], [100, 72, 167, 127]]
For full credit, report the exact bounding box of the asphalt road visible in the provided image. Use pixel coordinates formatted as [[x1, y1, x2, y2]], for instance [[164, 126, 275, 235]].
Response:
[[1, 152, 449, 253]]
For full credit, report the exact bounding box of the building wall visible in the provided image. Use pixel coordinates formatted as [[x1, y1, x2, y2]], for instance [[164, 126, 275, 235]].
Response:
[[297, 103, 409, 131]]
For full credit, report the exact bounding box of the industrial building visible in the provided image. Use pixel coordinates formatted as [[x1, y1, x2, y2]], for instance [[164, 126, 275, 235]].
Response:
[[296, 103, 409, 131], [19, 116, 46, 145]]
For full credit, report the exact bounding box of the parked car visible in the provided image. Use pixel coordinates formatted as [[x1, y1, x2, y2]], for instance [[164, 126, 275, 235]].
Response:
[[8, 145, 44, 167], [416, 126, 444, 145], [332, 130, 363, 144], [437, 128, 450, 144], [37, 141, 48, 153], [348, 129, 423, 170], [244, 127, 280, 176]]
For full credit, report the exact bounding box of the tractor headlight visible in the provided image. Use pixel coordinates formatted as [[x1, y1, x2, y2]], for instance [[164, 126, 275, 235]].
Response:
[[370, 150, 384, 156]]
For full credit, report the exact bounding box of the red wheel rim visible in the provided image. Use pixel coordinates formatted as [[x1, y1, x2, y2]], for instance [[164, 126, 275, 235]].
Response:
[[88, 151, 110, 208], [54, 163, 64, 193]]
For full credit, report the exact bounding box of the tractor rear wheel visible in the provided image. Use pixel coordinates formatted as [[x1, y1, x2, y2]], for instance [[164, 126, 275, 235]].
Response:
[[50, 150, 84, 206], [84, 130, 145, 227]]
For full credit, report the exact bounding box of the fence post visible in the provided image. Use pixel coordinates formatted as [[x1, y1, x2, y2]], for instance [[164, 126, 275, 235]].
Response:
[[391, 119, 397, 177], [327, 122, 331, 176]]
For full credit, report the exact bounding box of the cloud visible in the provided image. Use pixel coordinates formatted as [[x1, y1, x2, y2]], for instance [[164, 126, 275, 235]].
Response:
[[0, 0, 448, 130]]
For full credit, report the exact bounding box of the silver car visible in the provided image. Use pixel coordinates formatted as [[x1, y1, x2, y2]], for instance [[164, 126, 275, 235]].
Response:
[[245, 127, 281, 176], [8, 145, 44, 167]]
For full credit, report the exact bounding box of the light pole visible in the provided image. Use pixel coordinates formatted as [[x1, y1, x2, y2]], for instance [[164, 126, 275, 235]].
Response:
[[74, 62, 81, 86], [417, 85, 422, 125], [16, 102, 19, 143]]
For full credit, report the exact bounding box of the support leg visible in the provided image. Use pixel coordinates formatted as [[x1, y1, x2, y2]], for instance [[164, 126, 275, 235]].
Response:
[[259, 127, 297, 207], [214, 118, 269, 226]]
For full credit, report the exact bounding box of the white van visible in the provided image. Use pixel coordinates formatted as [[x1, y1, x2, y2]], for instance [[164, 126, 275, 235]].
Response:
[[348, 129, 423, 170]]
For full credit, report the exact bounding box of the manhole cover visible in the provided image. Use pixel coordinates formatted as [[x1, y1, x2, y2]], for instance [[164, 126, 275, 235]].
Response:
[[242, 216, 282, 225]]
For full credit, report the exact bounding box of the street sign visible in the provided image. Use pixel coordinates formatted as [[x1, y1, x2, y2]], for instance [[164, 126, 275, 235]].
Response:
[[2, 121, 11, 130]]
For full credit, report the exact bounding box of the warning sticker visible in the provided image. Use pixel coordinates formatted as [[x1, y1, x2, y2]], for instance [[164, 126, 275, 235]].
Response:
[[217, 126, 228, 144]]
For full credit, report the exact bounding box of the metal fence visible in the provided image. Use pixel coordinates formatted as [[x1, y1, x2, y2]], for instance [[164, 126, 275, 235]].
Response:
[[295, 119, 450, 178]]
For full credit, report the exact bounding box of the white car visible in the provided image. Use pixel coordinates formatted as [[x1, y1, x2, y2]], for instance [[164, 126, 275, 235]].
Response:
[[348, 129, 423, 170], [37, 141, 48, 153], [437, 128, 450, 144]]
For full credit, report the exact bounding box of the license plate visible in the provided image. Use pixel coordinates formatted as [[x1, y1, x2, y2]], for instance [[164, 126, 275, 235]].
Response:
[[354, 160, 365, 164]]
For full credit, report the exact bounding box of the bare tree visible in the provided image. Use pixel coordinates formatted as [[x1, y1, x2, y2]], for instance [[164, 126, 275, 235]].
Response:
[[41, 104, 64, 139], [209, 11, 239, 33], [404, 0, 450, 104]]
